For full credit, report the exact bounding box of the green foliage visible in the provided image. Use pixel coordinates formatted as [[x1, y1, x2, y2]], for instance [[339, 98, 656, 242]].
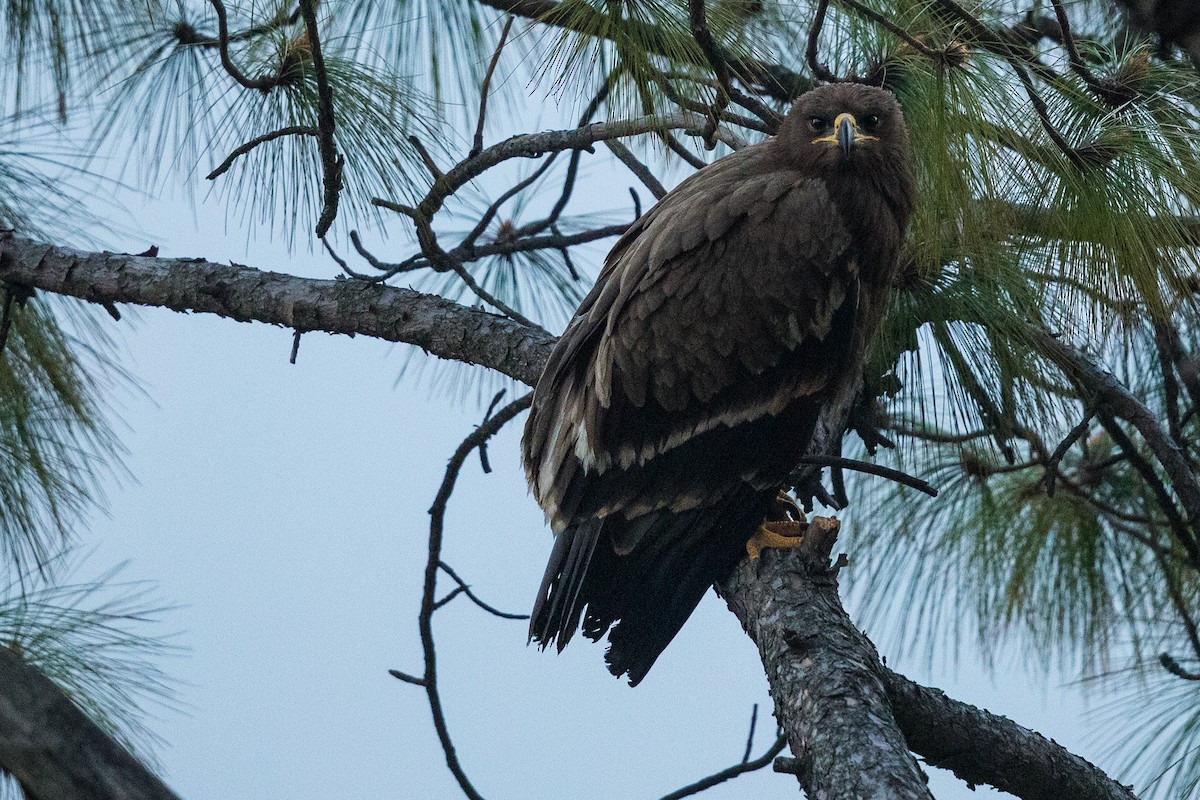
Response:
[[0, 297, 128, 575], [0, 111, 112, 239], [213, 32, 441, 239], [89, 2, 443, 240], [0, 0, 147, 114]]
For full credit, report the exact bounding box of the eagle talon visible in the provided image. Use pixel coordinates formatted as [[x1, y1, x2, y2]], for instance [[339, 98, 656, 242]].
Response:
[[745, 519, 808, 561], [772, 490, 806, 522]]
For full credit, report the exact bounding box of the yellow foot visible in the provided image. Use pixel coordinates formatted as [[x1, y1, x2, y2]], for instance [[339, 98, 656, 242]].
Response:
[[745, 516, 842, 561], [745, 519, 807, 561]]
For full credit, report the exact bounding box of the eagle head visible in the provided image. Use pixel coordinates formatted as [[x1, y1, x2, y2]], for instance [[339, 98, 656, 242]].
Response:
[[777, 82, 914, 221], [778, 83, 910, 172]]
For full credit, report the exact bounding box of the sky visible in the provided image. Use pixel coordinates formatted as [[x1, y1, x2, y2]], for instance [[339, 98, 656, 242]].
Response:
[[22, 39, 1124, 800]]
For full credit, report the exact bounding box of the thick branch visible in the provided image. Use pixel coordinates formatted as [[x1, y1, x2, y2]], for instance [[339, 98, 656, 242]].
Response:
[[0, 237, 554, 387], [1033, 325, 1200, 533], [885, 670, 1139, 800], [0, 645, 181, 800], [475, 0, 810, 100], [723, 537, 1141, 800], [0, 234, 1144, 800], [722, 523, 934, 800]]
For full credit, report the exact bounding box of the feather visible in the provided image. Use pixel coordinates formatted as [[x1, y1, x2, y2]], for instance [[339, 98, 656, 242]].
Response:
[[523, 83, 915, 682]]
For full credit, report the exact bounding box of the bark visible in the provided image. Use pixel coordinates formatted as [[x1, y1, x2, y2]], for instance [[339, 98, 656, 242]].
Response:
[[0, 644, 181, 800], [722, 520, 936, 800], [884, 670, 1140, 800], [0, 236, 555, 387]]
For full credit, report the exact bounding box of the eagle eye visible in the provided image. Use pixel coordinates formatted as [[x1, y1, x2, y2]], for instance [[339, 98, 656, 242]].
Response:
[[809, 117, 828, 132], [863, 114, 880, 130]]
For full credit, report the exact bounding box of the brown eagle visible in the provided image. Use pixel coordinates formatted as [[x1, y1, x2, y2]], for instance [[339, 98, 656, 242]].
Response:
[[523, 83, 915, 685]]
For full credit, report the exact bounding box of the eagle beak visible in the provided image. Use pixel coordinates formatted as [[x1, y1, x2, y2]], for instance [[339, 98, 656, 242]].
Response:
[[835, 113, 857, 156]]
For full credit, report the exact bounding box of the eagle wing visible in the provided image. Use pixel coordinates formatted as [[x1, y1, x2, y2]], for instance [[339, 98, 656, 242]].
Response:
[[524, 146, 857, 531], [522, 145, 864, 681]]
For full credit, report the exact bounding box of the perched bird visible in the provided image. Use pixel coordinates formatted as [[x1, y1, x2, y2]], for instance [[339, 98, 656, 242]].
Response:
[[1117, 0, 1200, 68], [522, 83, 915, 685]]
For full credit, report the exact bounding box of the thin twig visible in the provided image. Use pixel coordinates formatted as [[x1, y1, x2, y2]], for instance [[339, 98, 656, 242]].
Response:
[[1042, 408, 1095, 496], [472, 17, 515, 158], [1035, 325, 1200, 557], [208, 0, 287, 91], [451, 261, 540, 328], [0, 289, 16, 357], [478, 389, 507, 473], [412, 392, 532, 800], [289, 329, 302, 364], [552, 226, 579, 280], [1048, 0, 1118, 104], [206, 125, 318, 180], [806, 0, 839, 83], [346, 222, 626, 283], [299, 0, 343, 236], [460, 156, 561, 251], [517, 147, 585, 237], [742, 704, 758, 763], [437, 562, 530, 620], [1154, 321, 1186, 455], [367, 201, 550, 332], [1161, 652, 1200, 681], [182, 3, 302, 47], [666, 133, 707, 169], [1097, 411, 1200, 571], [658, 734, 788, 800], [323, 236, 394, 281], [1157, 547, 1200, 661], [887, 423, 992, 444], [465, 226, 629, 262], [433, 586, 468, 610], [687, 0, 732, 149], [388, 669, 427, 687], [648, 71, 773, 134], [834, 0, 940, 59], [605, 140, 668, 199], [410, 135, 445, 181], [791, 455, 938, 497]]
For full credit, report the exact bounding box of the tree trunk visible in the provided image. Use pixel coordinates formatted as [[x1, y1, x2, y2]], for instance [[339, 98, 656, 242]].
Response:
[[0, 645, 181, 800]]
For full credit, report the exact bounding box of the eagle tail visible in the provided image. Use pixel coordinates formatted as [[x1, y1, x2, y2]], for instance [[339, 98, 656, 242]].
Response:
[[598, 493, 771, 685], [529, 518, 603, 652], [531, 488, 773, 686]]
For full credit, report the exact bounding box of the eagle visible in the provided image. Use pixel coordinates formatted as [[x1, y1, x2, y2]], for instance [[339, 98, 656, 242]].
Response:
[[522, 83, 915, 685]]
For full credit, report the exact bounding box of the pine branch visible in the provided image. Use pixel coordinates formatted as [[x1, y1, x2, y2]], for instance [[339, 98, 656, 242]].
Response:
[[0, 236, 555, 387], [1033, 325, 1200, 554], [885, 670, 1140, 800], [298, 0, 343, 237], [0, 645, 180, 800], [724, 535, 1141, 800], [472, 0, 811, 100]]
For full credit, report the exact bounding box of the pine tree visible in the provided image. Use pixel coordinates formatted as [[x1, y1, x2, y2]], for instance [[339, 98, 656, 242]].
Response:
[[2, 1, 1200, 797]]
